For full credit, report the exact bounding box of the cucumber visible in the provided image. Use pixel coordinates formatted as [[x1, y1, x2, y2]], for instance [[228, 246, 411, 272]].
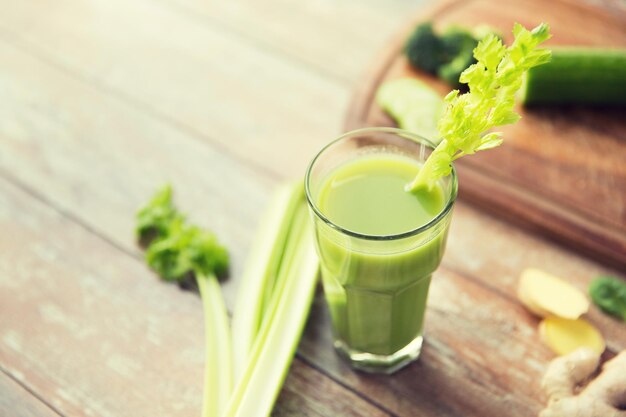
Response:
[[375, 78, 443, 142], [521, 47, 626, 106]]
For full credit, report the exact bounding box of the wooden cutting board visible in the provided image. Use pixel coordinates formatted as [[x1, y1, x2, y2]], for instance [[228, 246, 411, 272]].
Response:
[[345, 0, 626, 270]]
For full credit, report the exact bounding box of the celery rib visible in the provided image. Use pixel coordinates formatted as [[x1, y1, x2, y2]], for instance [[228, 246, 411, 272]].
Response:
[[225, 191, 319, 417], [196, 273, 233, 417], [231, 182, 304, 380]]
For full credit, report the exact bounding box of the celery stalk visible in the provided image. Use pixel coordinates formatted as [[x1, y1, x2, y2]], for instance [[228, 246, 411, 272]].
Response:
[[196, 273, 232, 417], [140, 182, 318, 417], [135, 185, 232, 417], [231, 182, 304, 380], [225, 197, 319, 417], [258, 202, 307, 330], [406, 23, 551, 191]]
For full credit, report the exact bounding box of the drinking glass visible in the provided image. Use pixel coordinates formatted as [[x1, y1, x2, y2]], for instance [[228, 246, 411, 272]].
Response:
[[305, 127, 457, 373]]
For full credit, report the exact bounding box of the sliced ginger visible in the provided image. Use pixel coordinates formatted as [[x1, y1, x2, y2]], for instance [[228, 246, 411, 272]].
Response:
[[540, 348, 626, 417], [518, 268, 589, 319], [540, 317, 605, 356]]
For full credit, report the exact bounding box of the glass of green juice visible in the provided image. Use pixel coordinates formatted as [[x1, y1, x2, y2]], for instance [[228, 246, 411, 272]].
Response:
[[305, 127, 457, 374]]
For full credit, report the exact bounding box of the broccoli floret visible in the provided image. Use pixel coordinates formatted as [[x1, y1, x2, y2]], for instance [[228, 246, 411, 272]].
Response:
[[404, 22, 501, 87], [440, 27, 478, 56], [404, 22, 444, 74]]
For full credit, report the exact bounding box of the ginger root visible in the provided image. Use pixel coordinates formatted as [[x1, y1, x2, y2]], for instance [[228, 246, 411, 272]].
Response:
[[540, 348, 626, 417], [518, 268, 589, 319], [539, 317, 605, 356]]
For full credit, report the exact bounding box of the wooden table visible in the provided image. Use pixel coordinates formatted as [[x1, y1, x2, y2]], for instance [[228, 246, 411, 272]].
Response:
[[0, 0, 623, 416]]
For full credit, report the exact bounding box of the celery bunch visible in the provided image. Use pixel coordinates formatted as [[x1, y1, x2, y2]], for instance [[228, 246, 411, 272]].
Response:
[[136, 182, 318, 417], [407, 23, 552, 192]]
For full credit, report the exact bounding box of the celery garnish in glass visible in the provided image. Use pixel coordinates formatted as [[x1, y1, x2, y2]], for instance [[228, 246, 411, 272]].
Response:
[[406, 23, 552, 192]]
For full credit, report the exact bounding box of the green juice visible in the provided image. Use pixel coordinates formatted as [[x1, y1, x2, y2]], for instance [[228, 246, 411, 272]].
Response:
[[315, 154, 450, 359]]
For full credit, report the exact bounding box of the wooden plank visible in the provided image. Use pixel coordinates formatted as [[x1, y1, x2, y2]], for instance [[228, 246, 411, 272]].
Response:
[[0, 0, 347, 178], [163, 0, 425, 82], [0, 177, 389, 417], [0, 36, 621, 353], [444, 203, 626, 354], [274, 361, 390, 417], [452, 163, 626, 273], [170, 0, 624, 82], [0, 36, 273, 307], [0, 29, 624, 416], [0, 371, 61, 417], [344, 0, 626, 270]]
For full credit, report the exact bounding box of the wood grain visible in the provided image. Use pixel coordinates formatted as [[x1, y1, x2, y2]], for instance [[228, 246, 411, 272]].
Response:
[[344, 0, 626, 270], [164, 0, 426, 82], [444, 204, 626, 354], [0, 372, 60, 417], [0, 36, 272, 308], [274, 360, 391, 417], [0, 0, 347, 178], [0, 28, 624, 416], [1, 0, 624, 415]]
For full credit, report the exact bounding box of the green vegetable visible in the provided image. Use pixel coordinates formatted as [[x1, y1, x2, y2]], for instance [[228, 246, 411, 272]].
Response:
[[138, 183, 318, 417], [404, 23, 501, 87], [589, 276, 626, 321], [135, 185, 180, 247], [136, 185, 232, 417], [231, 181, 305, 379], [405, 22, 443, 74], [227, 182, 319, 417], [375, 78, 443, 141], [406, 23, 552, 192], [521, 47, 626, 106], [145, 219, 228, 282]]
